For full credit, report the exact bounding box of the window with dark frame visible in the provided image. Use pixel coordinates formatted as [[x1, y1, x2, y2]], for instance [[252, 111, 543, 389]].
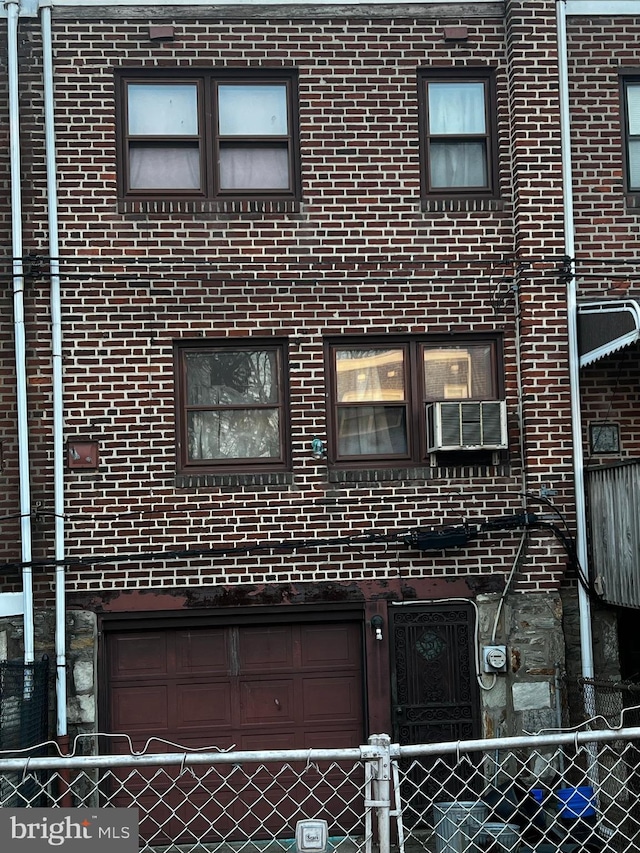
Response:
[[174, 341, 290, 473], [622, 76, 640, 193], [327, 337, 502, 465], [418, 68, 498, 199], [117, 69, 300, 200]]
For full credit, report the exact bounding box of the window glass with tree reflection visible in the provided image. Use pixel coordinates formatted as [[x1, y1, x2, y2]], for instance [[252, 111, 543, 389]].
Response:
[[176, 342, 289, 472]]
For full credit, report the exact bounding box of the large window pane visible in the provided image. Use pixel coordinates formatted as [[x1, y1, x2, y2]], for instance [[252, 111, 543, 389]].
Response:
[[219, 144, 290, 190], [185, 350, 279, 405], [428, 82, 486, 135], [218, 84, 288, 135], [188, 410, 280, 460], [337, 406, 407, 456], [423, 345, 494, 400], [627, 85, 640, 135], [629, 140, 640, 189], [335, 349, 405, 402], [129, 145, 201, 190], [430, 141, 487, 188], [128, 84, 198, 136], [181, 348, 284, 466], [120, 71, 298, 201]]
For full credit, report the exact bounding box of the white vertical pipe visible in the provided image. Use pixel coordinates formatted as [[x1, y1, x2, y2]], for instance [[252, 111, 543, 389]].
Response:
[[6, 0, 35, 666], [40, 0, 67, 738], [556, 1, 595, 684]]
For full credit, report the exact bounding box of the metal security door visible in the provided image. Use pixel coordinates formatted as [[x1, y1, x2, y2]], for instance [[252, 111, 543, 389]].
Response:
[[390, 603, 482, 820], [390, 602, 480, 745]]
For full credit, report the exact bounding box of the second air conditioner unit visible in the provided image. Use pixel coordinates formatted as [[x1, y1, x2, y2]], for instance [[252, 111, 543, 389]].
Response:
[[427, 400, 508, 452]]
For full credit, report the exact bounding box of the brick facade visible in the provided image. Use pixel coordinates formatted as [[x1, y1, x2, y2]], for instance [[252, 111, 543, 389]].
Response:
[[0, 0, 621, 743]]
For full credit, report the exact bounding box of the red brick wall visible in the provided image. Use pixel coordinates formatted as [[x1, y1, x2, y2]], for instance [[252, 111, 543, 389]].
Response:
[[567, 16, 640, 467], [0, 2, 575, 607], [568, 15, 640, 292]]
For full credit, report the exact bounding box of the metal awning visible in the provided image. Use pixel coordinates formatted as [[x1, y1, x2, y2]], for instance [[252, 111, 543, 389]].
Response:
[[578, 300, 640, 366]]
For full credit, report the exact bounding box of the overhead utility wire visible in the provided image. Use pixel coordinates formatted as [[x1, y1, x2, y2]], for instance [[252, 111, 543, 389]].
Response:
[[0, 509, 598, 605], [0, 530, 407, 573]]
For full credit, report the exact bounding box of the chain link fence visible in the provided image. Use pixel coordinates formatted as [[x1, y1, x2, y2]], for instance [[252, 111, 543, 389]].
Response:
[[1, 724, 640, 852]]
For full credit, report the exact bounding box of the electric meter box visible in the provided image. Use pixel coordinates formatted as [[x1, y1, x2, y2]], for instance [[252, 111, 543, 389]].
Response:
[[483, 645, 508, 673]]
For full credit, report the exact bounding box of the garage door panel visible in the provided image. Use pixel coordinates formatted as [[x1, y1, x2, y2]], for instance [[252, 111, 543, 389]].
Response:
[[106, 618, 364, 844], [238, 626, 294, 671], [111, 685, 169, 730], [240, 679, 295, 724], [175, 630, 228, 674], [302, 676, 361, 722], [109, 633, 168, 677], [304, 728, 363, 749], [176, 681, 233, 729], [300, 624, 360, 669], [240, 732, 296, 751]]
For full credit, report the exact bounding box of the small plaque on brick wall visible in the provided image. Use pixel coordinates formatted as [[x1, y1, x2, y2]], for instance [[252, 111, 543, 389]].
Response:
[[589, 423, 620, 454]]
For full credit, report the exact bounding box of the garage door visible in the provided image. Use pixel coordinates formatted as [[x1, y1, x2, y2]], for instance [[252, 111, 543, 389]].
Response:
[[105, 620, 364, 843], [106, 621, 364, 751]]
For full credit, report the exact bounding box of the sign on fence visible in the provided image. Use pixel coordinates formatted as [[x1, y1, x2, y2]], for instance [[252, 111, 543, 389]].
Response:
[[0, 808, 138, 851]]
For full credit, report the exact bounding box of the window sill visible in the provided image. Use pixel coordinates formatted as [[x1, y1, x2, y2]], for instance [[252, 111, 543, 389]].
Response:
[[625, 194, 640, 210], [328, 462, 510, 483], [175, 471, 294, 488], [422, 197, 504, 213], [118, 199, 302, 217]]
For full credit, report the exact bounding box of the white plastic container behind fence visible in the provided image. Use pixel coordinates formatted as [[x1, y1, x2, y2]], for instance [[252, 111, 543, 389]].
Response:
[[480, 822, 521, 853], [432, 801, 488, 853]]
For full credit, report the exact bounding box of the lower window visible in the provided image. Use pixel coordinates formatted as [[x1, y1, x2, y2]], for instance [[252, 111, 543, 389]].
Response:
[[327, 336, 503, 465], [175, 340, 290, 473]]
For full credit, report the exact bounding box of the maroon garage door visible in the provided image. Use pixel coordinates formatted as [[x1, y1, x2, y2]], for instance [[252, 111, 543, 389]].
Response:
[[104, 619, 365, 843], [106, 621, 364, 750]]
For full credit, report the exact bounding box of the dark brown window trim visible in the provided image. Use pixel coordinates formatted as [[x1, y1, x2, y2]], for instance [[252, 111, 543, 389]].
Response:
[[325, 333, 504, 469], [619, 71, 640, 196], [418, 66, 500, 203], [116, 67, 301, 203], [174, 338, 292, 476]]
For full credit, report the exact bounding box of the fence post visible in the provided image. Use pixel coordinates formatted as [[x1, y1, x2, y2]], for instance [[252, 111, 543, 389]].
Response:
[[368, 734, 392, 853]]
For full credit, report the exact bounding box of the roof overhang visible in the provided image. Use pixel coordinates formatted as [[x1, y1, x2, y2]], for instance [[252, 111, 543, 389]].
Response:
[[578, 300, 640, 366]]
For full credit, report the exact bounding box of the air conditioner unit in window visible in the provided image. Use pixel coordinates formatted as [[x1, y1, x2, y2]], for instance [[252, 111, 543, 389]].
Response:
[[427, 400, 508, 452]]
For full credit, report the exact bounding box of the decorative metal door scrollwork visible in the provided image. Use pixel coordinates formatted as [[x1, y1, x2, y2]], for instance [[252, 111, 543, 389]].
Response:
[[390, 603, 482, 818]]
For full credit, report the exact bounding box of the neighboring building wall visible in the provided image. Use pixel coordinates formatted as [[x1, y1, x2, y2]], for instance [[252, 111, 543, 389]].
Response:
[[567, 9, 640, 463], [0, 0, 578, 743], [563, 10, 640, 692]]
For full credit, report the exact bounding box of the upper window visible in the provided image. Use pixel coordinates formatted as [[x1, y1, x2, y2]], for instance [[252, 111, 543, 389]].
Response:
[[623, 77, 640, 193], [327, 337, 502, 465], [117, 70, 300, 200], [174, 341, 290, 473], [418, 69, 498, 199]]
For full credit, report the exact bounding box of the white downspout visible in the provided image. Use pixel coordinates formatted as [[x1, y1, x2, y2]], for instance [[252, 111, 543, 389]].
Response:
[[556, 1, 595, 685], [40, 0, 67, 740], [6, 0, 35, 666]]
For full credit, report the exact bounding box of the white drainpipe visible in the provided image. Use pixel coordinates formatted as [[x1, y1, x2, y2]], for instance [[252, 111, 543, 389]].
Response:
[[40, 0, 67, 739], [556, 1, 595, 684], [6, 0, 35, 666]]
